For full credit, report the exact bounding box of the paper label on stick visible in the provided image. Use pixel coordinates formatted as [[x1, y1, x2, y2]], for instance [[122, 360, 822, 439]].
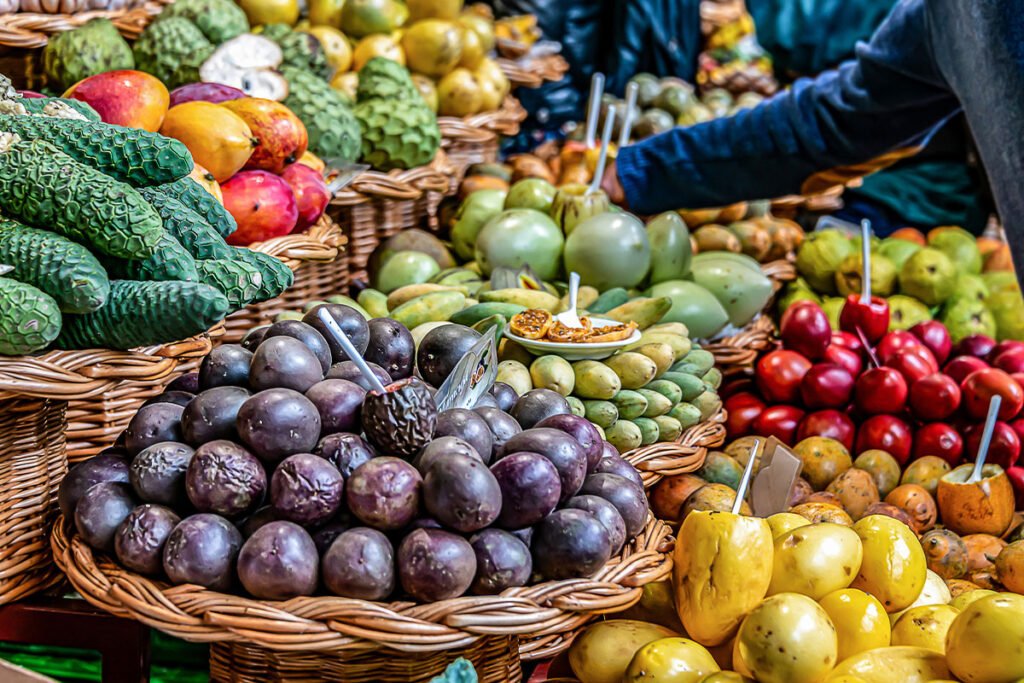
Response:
[[750, 437, 803, 517], [433, 327, 499, 412]]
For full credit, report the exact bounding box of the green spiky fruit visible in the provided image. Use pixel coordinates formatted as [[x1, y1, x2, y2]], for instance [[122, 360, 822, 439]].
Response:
[[0, 139, 163, 260], [281, 66, 361, 161], [105, 234, 199, 283], [158, 0, 248, 43], [0, 114, 193, 187], [18, 97, 101, 122], [230, 247, 294, 302], [133, 18, 214, 89], [354, 97, 440, 171], [357, 57, 418, 101], [55, 280, 229, 350], [138, 188, 234, 260], [261, 24, 330, 80], [0, 278, 62, 355], [0, 219, 109, 314], [149, 176, 237, 238], [195, 259, 263, 309], [42, 19, 134, 92]]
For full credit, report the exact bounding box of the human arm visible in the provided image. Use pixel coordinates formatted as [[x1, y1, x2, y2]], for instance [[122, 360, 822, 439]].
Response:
[[613, 0, 962, 214]]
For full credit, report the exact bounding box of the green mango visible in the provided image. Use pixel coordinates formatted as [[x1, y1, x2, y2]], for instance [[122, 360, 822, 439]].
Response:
[[606, 420, 643, 453], [646, 280, 729, 339], [634, 417, 660, 445], [690, 259, 773, 327], [583, 400, 619, 428], [691, 250, 762, 274], [566, 396, 585, 417], [669, 402, 701, 428], [692, 390, 723, 420], [611, 389, 649, 420], [637, 389, 672, 417], [646, 211, 692, 284], [646, 379, 683, 405], [681, 349, 715, 374], [660, 371, 707, 401], [653, 415, 683, 442]]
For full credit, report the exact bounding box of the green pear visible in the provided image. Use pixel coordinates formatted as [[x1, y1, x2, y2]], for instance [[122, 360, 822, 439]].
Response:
[[821, 296, 845, 331], [982, 270, 1021, 295], [888, 294, 932, 330], [985, 289, 1024, 341], [928, 227, 982, 274], [796, 231, 855, 294], [940, 297, 997, 342], [948, 273, 990, 306], [777, 279, 822, 314], [898, 247, 957, 306], [835, 252, 897, 297], [878, 237, 922, 270]]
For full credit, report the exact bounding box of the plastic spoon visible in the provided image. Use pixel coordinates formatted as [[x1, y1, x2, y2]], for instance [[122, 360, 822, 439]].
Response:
[[860, 219, 872, 304], [314, 307, 386, 393], [584, 73, 605, 149], [968, 394, 1003, 484], [733, 438, 761, 514], [556, 272, 583, 328], [587, 107, 616, 196], [618, 82, 639, 148]]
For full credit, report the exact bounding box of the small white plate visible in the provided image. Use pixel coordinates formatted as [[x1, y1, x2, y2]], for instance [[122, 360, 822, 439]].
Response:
[[504, 316, 642, 360]]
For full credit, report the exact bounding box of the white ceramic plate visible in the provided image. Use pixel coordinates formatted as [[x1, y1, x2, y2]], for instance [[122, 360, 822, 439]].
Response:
[[503, 316, 642, 360]]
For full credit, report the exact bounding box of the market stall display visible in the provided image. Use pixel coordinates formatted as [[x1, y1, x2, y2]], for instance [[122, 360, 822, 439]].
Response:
[[52, 305, 674, 680]]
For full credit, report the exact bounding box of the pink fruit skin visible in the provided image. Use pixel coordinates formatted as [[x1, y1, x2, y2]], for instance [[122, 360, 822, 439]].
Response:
[[994, 348, 1024, 375], [913, 422, 963, 466], [169, 83, 247, 108], [797, 410, 855, 451], [953, 334, 997, 359], [943, 356, 989, 385], [17, 90, 45, 99], [779, 302, 831, 360], [222, 170, 298, 246], [281, 163, 330, 230], [823, 344, 863, 378], [800, 363, 855, 409], [855, 414, 912, 465], [910, 321, 952, 365], [877, 330, 924, 365], [908, 373, 961, 421]]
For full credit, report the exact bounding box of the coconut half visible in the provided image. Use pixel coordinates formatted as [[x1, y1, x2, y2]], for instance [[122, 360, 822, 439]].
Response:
[[200, 34, 289, 101]]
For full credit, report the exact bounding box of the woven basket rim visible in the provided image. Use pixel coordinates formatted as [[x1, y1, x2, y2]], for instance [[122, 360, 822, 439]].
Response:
[[0, 0, 170, 48], [52, 512, 673, 655], [0, 329, 214, 401], [331, 153, 452, 206], [497, 53, 570, 89], [244, 214, 344, 271], [438, 96, 526, 144], [623, 407, 727, 487]]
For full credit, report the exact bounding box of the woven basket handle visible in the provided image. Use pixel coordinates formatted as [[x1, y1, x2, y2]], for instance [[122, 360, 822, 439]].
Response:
[[0, 0, 170, 48], [248, 217, 343, 268]]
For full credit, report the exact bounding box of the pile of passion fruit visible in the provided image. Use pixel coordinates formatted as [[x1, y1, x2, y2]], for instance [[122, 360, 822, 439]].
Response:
[[59, 305, 650, 602]]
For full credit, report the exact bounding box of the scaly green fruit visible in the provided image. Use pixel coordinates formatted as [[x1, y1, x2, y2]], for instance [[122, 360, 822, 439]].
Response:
[[282, 66, 362, 161], [357, 56, 419, 101], [159, 0, 249, 43], [42, 19, 134, 91], [0, 278, 62, 354], [354, 97, 441, 171], [133, 18, 214, 89], [260, 24, 330, 80]]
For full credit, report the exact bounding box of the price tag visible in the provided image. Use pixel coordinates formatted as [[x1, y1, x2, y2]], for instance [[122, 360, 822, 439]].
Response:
[[433, 327, 499, 412], [750, 436, 803, 516]]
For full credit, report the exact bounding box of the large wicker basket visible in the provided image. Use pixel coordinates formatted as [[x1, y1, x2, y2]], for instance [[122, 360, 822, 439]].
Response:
[[220, 216, 346, 345], [497, 53, 570, 89], [0, 0, 167, 50], [0, 339, 208, 604], [623, 408, 727, 489], [329, 158, 450, 283], [439, 96, 526, 188], [53, 511, 672, 681], [64, 333, 214, 463]]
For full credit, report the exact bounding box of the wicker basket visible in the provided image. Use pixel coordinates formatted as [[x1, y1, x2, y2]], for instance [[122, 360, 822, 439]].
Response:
[[439, 96, 526, 188], [623, 408, 727, 489], [329, 159, 450, 283], [0, 339, 208, 603], [496, 53, 570, 89], [53, 511, 672, 681], [64, 333, 215, 463], [219, 216, 346, 345], [0, 0, 167, 50]]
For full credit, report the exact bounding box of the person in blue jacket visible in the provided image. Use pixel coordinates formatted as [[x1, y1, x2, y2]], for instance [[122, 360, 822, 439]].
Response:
[[603, 0, 1021, 264]]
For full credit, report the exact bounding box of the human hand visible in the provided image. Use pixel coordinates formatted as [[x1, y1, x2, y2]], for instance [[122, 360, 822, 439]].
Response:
[[600, 159, 627, 208]]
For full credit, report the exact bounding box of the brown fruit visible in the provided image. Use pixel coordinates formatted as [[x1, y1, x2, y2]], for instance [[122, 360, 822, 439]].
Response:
[[793, 436, 853, 490], [805, 491, 844, 507], [995, 541, 1024, 594], [650, 474, 707, 523], [969, 570, 1002, 590], [459, 175, 509, 198], [789, 502, 853, 526], [727, 221, 771, 261], [936, 464, 1016, 537], [862, 502, 916, 530], [946, 578, 981, 598], [900, 456, 951, 497], [765, 217, 805, 260], [789, 477, 813, 507], [920, 528, 969, 580], [962, 534, 1007, 572], [693, 225, 741, 253], [508, 154, 555, 184], [680, 484, 751, 521], [885, 484, 937, 534], [827, 467, 881, 520]]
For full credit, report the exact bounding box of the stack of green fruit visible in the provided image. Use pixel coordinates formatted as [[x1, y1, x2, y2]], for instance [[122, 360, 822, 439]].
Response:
[[0, 84, 292, 355], [495, 335, 722, 454], [783, 226, 1023, 342]]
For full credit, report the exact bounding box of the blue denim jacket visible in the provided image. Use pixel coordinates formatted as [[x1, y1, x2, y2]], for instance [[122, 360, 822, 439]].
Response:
[[617, 0, 1023, 263]]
